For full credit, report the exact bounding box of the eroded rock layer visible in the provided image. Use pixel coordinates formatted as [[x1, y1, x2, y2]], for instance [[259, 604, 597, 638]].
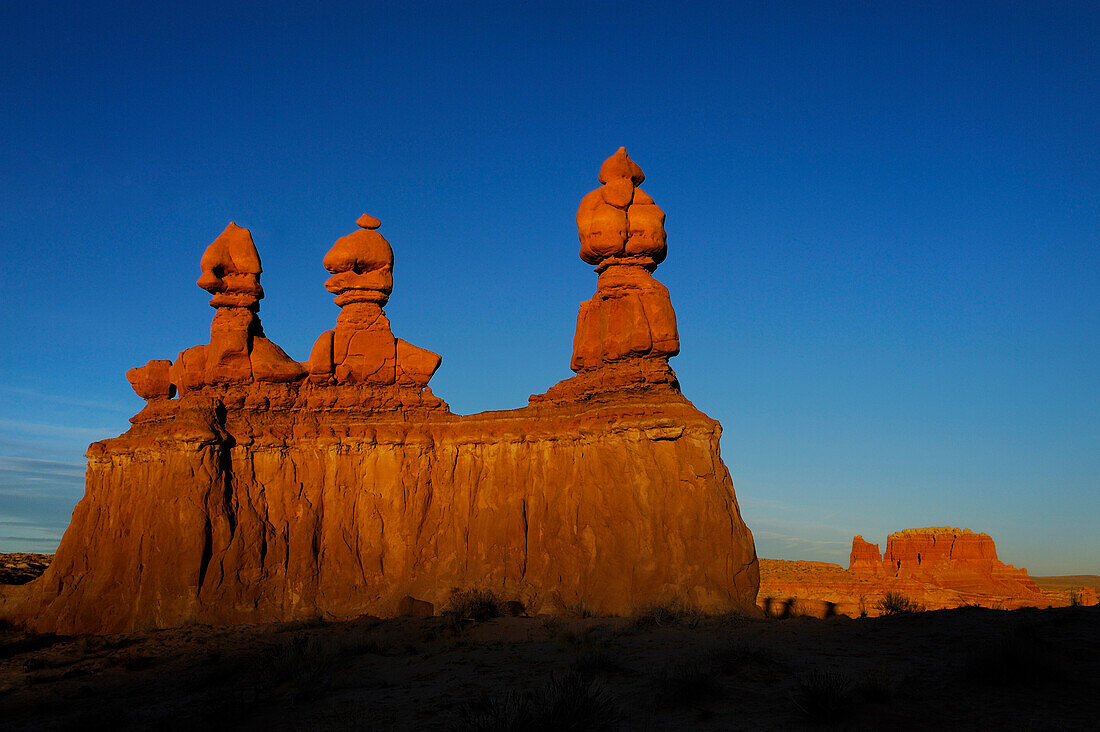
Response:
[[4, 390, 756, 634], [0, 150, 759, 634], [756, 528, 1094, 618]]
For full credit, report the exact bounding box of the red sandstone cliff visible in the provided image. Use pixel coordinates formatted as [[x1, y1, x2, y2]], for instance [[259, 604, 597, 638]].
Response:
[[0, 151, 759, 634]]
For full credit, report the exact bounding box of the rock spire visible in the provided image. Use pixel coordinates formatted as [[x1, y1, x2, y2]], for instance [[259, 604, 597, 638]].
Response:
[[537, 148, 680, 402], [307, 215, 442, 390]]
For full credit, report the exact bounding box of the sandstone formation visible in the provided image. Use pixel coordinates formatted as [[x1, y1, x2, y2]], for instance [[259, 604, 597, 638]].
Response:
[[877, 527, 1041, 597], [847, 535, 884, 575], [0, 152, 759, 634], [536, 148, 679, 403], [306, 214, 443, 393], [757, 528, 1093, 618]]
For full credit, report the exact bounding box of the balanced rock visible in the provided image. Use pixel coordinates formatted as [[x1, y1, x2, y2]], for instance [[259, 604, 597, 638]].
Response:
[[0, 155, 759, 634], [538, 148, 680, 402], [168, 223, 305, 393], [306, 215, 442, 391]]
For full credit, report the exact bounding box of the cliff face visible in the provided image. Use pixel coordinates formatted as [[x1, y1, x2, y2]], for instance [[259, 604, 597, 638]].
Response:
[[848, 535, 884, 575], [10, 391, 756, 634], [880, 527, 1040, 596], [754, 528, 1085, 619], [1, 150, 759, 634]]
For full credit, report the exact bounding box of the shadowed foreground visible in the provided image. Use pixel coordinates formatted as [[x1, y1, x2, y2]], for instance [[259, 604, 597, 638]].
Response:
[[1, 605, 1096, 730]]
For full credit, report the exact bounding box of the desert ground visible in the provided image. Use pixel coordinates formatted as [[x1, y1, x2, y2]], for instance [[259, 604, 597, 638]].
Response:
[[2, 556, 1098, 731]]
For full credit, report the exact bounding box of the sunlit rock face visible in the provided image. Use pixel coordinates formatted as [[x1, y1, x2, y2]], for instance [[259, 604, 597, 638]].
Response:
[[756, 528, 1092, 619], [1, 154, 759, 634], [877, 527, 1042, 596]]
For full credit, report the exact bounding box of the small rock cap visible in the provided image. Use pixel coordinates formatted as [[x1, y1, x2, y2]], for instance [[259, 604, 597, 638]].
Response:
[[356, 213, 381, 230]]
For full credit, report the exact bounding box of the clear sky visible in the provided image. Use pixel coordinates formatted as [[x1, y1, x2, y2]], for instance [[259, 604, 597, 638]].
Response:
[[1, 2, 1096, 575]]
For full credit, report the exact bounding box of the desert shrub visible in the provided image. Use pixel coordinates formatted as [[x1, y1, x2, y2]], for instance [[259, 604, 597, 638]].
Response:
[[563, 600, 598, 618], [854, 667, 896, 703], [267, 631, 337, 697], [453, 669, 619, 732], [652, 661, 721, 707], [1068, 590, 1082, 607], [538, 669, 621, 730], [632, 599, 703, 628], [790, 669, 853, 723], [444, 588, 505, 622], [876, 591, 923, 615], [453, 688, 532, 731]]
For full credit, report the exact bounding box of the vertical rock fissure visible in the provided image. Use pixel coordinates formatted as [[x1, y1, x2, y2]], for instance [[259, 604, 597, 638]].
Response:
[[521, 497, 529, 579]]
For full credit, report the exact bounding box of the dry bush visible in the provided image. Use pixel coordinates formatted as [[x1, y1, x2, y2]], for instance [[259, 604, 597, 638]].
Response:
[[790, 669, 854, 723], [453, 668, 619, 731], [266, 631, 337, 698], [876, 591, 924, 615], [631, 599, 703, 628], [652, 661, 721, 707], [854, 666, 896, 703], [443, 589, 505, 622], [563, 600, 598, 618], [1068, 590, 1082, 607]]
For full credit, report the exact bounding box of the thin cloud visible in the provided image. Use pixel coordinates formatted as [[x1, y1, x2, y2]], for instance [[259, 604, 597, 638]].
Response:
[[0, 419, 112, 441], [0, 456, 84, 475], [753, 530, 850, 552], [2, 386, 132, 413]]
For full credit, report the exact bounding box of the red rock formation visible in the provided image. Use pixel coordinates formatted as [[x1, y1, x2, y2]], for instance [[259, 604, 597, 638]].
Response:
[[536, 148, 679, 403], [306, 214, 442, 394], [848, 535, 884, 575], [879, 527, 1042, 597], [756, 528, 1071, 618], [0, 154, 759, 634], [169, 223, 305, 392]]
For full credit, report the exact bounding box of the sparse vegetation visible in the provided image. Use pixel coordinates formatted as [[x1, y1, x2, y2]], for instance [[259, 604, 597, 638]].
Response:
[[563, 600, 598, 618], [876, 591, 924, 615], [453, 669, 619, 731], [631, 599, 703, 628], [652, 661, 721, 707], [443, 588, 505, 622], [266, 631, 337, 697], [790, 669, 854, 723], [1068, 590, 1082, 607]]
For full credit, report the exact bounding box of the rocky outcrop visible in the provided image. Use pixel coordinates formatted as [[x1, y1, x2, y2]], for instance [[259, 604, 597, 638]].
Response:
[[878, 527, 1040, 596], [536, 147, 679, 403], [756, 528, 1090, 618], [0, 151, 759, 634], [848, 535, 884, 575]]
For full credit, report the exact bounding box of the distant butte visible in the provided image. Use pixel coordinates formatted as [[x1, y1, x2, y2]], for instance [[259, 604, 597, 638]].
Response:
[[0, 150, 760, 634], [758, 527, 1096, 618]]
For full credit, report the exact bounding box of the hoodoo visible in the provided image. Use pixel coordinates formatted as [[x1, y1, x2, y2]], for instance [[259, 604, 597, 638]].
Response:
[[1, 151, 759, 634]]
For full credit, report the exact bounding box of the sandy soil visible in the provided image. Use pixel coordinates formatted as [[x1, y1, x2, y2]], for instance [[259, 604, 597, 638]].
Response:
[[1, 604, 1097, 730]]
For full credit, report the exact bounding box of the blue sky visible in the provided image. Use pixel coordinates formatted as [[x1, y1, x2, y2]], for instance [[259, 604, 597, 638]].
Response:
[[1, 1, 1097, 574]]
